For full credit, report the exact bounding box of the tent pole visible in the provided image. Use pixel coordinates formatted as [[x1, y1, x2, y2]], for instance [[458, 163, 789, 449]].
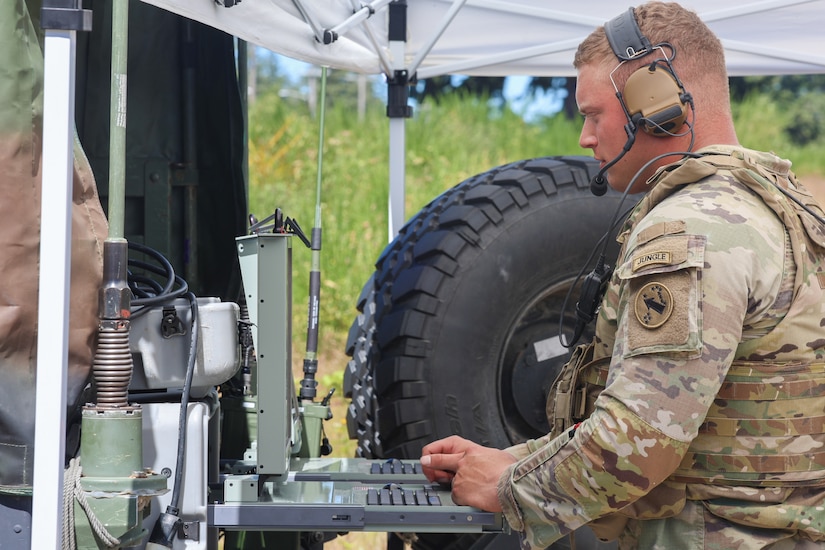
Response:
[[32, 3, 92, 548], [388, 116, 406, 239], [347, 0, 393, 74], [387, 0, 411, 239], [291, 0, 325, 43], [416, 37, 584, 79], [327, 0, 394, 43]]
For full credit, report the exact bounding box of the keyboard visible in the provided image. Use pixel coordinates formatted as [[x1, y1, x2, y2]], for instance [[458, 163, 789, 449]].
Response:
[[369, 459, 422, 476], [366, 483, 442, 506]]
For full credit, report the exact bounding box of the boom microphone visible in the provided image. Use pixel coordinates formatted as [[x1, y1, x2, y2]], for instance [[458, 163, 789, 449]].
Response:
[[590, 149, 626, 196], [590, 171, 610, 197], [589, 120, 639, 196]]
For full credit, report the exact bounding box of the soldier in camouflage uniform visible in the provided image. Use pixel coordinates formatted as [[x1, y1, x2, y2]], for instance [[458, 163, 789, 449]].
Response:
[[420, 2, 825, 549]]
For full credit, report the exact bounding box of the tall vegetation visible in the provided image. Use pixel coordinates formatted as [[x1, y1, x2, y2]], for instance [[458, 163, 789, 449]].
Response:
[[247, 86, 825, 375]]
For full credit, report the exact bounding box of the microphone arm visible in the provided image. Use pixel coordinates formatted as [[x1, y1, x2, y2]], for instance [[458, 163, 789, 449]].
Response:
[[590, 118, 639, 196]]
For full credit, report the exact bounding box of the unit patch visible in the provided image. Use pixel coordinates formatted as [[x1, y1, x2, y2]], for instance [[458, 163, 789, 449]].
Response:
[[632, 251, 672, 272], [621, 234, 702, 356], [634, 281, 673, 329]]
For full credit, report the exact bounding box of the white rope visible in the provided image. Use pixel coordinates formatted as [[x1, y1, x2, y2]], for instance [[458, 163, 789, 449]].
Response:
[[62, 458, 79, 550], [62, 457, 122, 549]]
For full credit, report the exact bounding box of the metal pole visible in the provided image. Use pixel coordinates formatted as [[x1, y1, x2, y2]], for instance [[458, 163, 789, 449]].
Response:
[[32, 3, 92, 547], [182, 19, 199, 289], [299, 66, 327, 404], [238, 39, 249, 192], [108, 0, 129, 239], [387, 1, 410, 239]]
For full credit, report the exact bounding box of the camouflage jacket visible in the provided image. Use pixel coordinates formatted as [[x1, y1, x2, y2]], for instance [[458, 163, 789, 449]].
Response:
[[497, 145, 825, 549]]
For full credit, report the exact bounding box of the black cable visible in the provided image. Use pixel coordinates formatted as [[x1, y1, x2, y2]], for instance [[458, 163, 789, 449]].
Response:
[[557, 203, 636, 348], [126, 242, 189, 319], [127, 273, 164, 297], [147, 291, 199, 547], [128, 241, 176, 295], [129, 276, 188, 320], [126, 241, 198, 546], [170, 291, 199, 509], [559, 149, 706, 349], [773, 181, 825, 226]]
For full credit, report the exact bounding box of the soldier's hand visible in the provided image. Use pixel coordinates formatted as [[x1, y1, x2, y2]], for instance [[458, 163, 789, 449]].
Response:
[[420, 435, 516, 512], [420, 435, 471, 484]]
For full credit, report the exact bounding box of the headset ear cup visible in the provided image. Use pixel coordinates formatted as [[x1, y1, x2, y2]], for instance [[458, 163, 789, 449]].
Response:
[[622, 66, 687, 136]]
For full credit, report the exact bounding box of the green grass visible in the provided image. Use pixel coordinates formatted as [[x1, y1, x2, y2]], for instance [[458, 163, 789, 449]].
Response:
[[247, 89, 825, 376]]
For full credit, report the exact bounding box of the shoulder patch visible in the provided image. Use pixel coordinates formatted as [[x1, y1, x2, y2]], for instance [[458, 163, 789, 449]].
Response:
[[633, 235, 688, 270], [619, 234, 705, 358], [633, 251, 672, 272], [626, 270, 694, 354], [634, 281, 674, 328]]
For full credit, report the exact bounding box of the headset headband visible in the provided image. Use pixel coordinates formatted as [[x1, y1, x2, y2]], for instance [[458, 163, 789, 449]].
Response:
[[604, 7, 652, 61]]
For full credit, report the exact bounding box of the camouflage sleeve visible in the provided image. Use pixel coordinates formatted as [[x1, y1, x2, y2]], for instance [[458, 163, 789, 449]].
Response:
[[504, 431, 567, 461], [496, 175, 788, 549]]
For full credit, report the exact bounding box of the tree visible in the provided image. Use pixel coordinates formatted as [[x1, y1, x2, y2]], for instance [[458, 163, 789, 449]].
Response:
[[411, 76, 506, 103], [729, 75, 825, 103]]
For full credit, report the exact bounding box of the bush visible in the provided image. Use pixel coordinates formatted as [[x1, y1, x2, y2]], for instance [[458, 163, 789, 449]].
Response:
[[785, 94, 825, 146]]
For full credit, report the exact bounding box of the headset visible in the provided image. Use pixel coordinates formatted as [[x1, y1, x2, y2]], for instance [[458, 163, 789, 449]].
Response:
[[607, 7, 691, 136], [590, 7, 694, 196], [568, 7, 697, 346]]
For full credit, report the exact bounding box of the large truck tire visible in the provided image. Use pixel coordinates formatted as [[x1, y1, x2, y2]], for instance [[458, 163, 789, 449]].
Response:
[[344, 156, 627, 549]]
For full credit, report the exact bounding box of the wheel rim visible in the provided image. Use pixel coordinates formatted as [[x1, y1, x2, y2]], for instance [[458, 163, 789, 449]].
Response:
[[498, 277, 586, 444]]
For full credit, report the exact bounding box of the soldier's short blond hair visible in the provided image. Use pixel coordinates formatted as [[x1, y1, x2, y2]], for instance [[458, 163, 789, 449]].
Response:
[[574, 2, 727, 95]]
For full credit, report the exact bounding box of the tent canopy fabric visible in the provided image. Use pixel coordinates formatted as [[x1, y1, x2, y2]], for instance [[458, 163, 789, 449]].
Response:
[[140, 0, 825, 78]]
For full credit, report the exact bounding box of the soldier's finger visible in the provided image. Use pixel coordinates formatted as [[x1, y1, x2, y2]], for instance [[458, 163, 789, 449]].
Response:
[[420, 452, 463, 473]]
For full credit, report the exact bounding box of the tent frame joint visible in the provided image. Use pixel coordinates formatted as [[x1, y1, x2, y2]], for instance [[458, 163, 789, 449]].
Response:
[[386, 70, 412, 119]]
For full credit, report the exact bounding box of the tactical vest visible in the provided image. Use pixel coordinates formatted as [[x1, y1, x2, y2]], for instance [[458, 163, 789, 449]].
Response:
[[550, 146, 825, 487]]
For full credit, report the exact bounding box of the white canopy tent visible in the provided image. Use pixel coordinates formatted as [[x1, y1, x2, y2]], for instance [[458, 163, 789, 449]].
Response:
[[141, 0, 825, 77], [31, 1, 825, 546], [141, 0, 825, 235]]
